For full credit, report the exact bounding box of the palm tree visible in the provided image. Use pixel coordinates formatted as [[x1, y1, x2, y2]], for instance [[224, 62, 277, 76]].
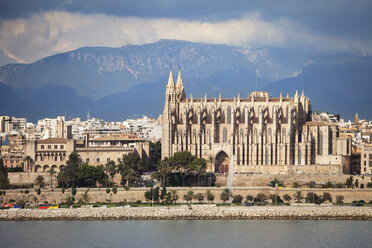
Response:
[[23, 156, 33, 173], [58, 171, 69, 189], [124, 168, 138, 187], [48, 168, 56, 189], [208, 156, 215, 172], [105, 161, 117, 186], [35, 175, 45, 189], [158, 160, 171, 187]]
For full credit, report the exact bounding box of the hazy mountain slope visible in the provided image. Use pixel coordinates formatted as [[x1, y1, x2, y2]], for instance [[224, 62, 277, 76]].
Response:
[[0, 40, 305, 99], [0, 83, 38, 119], [266, 55, 372, 120]]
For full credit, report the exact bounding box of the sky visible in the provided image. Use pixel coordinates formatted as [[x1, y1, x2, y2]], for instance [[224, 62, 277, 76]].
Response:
[[0, 0, 371, 66]]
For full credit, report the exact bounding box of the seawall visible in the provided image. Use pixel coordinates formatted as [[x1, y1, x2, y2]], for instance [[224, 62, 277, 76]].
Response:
[[0, 206, 371, 221]]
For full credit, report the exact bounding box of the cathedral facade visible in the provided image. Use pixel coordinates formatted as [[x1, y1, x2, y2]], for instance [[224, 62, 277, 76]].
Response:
[[162, 69, 352, 174]]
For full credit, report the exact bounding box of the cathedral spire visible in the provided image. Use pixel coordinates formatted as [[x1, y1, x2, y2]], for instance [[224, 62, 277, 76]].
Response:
[[176, 68, 186, 100], [166, 68, 175, 91], [354, 112, 359, 124]]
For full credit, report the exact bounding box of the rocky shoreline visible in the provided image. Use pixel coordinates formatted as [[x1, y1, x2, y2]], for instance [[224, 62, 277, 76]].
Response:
[[0, 206, 371, 221]]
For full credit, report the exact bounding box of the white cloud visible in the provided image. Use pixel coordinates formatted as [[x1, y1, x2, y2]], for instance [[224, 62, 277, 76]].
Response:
[[0, 11, 371, 64]]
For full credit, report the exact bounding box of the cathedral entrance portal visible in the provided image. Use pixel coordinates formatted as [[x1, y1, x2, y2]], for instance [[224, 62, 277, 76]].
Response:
[[215, 151, 229, 173]]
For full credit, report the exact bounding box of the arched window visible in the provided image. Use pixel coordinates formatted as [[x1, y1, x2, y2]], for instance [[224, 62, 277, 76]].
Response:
[[227, 106, 231, 124], [223, 128, 227, 143]]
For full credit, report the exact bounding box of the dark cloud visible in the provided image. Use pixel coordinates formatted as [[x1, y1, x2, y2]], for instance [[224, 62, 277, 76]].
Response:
[[1, 0, 371, 38]]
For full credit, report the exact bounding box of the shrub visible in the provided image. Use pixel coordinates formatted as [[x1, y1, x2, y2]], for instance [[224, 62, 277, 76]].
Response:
[[9, 199, 15, 203], [293, 191, 303, 203], [62, 188, 65, 194], [195, 193, 204, 203], [292, 181, 299, 188], [136, 200, 142, 205], [71, 187, 77, 196], [336, 195, 344, 203], [106, 188, 111, 194], [220, 189, 232, 203], [232, 194, 243, 204], [206, 190, 215, 203], [305, 192, 323, 204], [65, 196, 75, 205], [24, 190, 29, 194], [246, 195, 254, 202], [283, 194, 291, 202], [36, 188, 41, 195], [308, 181, 315, 188], [367, 182, 372, 188], [269, 194, 283, 204], [183, 191, 194, 204], [322, 192, 332, 203], [16, 199, 27, 208], [254, 193, 267, 203], [112, 187, 117, 194], [360, 183, 364, 189]]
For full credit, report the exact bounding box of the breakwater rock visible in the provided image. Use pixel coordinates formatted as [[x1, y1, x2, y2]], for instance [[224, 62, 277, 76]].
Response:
[[0, 206, 371, 221]]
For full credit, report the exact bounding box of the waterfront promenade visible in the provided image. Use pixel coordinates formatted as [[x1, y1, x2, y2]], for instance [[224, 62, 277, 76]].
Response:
[[1, 205, 371, 221]]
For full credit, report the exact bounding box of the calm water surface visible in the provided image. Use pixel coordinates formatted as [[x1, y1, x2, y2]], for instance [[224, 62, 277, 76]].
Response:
[[1, 220, 371, 248]]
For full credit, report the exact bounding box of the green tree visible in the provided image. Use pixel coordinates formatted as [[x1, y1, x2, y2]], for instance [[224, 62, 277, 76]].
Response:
[[354, 179, 359, 188], [112, 187, 117, 194], [206, 190, 215, 203], [169, 151, 194, 186], [75, 164, 107, 187], [58, 152, 81, 187], [220, 188, 232, 203], [106, 188, 110, 194], [283, 194, 291, 203], [232, 194, 243, 204], [0, 158, 9, 189], [292, 181, 299, 188], [294, 191, 303, 203], [35, 175, 45, 188], [120, 153, 142, 186], [150, 141, 162, 170], [183, 190, 194, 204]]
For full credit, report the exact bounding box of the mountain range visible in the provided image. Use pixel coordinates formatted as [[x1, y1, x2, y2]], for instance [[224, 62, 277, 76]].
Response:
[[0, 40, 371, 122]]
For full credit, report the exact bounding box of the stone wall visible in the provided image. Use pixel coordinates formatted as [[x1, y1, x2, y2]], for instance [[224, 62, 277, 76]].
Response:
[[216, 173, 372, 187], [1, 187, 371, 205]]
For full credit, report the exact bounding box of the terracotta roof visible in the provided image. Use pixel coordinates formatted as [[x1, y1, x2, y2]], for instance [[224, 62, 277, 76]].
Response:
[[90, 134, 143, 142], [38, 138, 67, 144], [304, 121, 334, 126]]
